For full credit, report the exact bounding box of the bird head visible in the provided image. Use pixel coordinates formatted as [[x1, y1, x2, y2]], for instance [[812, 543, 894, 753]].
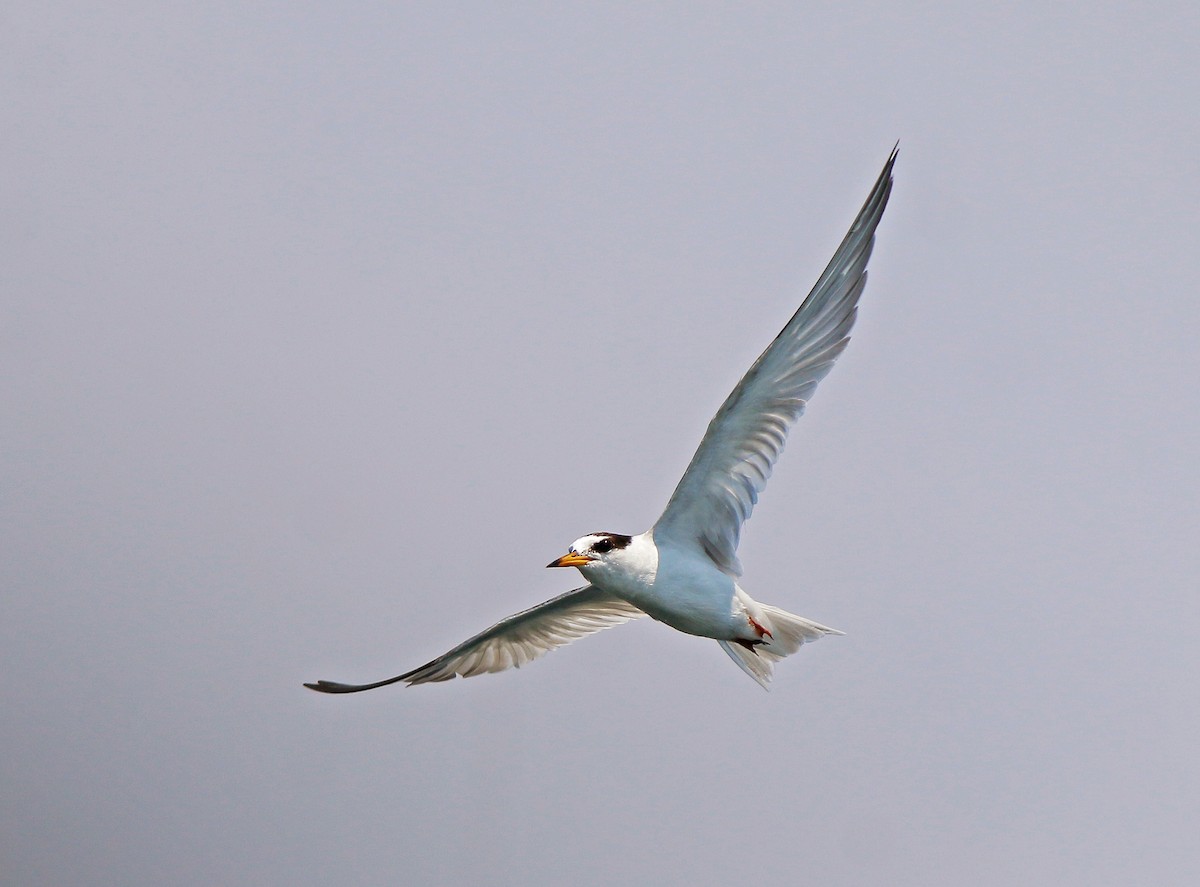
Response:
[[547, 533, 634, 570]]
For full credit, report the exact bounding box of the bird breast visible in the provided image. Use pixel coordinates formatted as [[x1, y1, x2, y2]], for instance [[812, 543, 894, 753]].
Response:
[[596, 534, 741, 640]]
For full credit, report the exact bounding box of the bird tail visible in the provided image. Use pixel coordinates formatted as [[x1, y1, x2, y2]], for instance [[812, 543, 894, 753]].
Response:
[[718, 604, 843, 690]]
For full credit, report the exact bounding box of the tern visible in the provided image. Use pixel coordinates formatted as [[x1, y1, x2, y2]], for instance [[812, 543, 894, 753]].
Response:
[[306, 147, 895, 692]]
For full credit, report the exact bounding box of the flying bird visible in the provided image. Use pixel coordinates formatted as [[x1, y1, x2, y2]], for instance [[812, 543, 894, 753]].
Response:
[[306, 147, 895, 692]]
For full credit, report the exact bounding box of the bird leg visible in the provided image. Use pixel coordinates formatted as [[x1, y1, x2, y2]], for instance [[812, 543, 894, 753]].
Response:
[[748, 614, 773, 641], [733, 614, 774, 652]]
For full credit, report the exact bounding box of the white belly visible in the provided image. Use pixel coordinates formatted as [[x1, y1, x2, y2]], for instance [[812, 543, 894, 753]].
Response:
[[596, 538, 747, 640]]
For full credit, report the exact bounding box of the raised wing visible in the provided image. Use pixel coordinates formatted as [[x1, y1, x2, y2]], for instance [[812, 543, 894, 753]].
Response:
[[304, 585, 645, 692], [653, 147, 896, 576]]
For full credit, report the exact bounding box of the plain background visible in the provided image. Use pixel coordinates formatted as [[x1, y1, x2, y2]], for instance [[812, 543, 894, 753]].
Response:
[[3, 3, 1198, 885]]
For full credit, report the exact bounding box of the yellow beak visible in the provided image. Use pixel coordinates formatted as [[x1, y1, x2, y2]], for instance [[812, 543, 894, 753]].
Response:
[[547, 551, 593, 568]]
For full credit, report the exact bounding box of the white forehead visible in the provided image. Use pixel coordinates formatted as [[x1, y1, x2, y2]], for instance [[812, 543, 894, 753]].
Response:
[[571, 534, 605, 552]]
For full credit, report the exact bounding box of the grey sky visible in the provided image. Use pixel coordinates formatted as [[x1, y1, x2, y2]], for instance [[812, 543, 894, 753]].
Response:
[[3, 3, 1198, 885]]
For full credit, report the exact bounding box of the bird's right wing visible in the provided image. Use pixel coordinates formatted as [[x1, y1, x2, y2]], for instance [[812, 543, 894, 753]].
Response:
[[305, 585, 646, 692]]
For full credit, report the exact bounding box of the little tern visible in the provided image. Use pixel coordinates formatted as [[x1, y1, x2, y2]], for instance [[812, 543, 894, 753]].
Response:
[[306, 147, 895, 692]]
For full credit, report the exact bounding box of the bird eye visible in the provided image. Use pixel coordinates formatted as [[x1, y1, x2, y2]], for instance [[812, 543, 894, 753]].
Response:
[[593, 539, 613, 554]]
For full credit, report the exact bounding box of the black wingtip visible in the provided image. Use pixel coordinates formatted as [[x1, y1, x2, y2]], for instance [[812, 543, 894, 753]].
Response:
[[303, 671, 417, 694], [883, 142, 899, 176], [878, 142, 899, 180], [304, 680, 365, 694]]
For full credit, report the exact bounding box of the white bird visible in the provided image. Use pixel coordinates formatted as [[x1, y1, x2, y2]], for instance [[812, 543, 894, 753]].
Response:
[[306, 147, 895, 693]]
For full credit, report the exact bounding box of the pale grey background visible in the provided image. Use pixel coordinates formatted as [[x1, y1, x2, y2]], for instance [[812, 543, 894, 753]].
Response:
[[3, 3, 1198, 886]]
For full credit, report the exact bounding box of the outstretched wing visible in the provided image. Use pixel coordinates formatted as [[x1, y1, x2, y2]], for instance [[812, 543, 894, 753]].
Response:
[[305, 585, 646, 692], [653, 147, 896, 576]]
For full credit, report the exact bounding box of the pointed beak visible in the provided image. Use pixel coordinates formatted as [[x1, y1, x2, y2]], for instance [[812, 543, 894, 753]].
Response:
[[547, 551, 593, 568]]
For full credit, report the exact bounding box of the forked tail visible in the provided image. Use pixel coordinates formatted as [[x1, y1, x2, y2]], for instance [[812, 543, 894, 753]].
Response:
[[718, 604, 843, 690]]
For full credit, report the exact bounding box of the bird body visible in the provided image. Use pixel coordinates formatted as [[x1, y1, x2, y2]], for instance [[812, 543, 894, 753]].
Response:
[[549, 530, 842, 688], [563, 532, 731, 639], [306, 146, 895, 693]]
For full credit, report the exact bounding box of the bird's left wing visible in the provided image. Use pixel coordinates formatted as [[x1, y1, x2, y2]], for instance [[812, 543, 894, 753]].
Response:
[[305, 585, 645, 692], [653, 148, 895, 576]]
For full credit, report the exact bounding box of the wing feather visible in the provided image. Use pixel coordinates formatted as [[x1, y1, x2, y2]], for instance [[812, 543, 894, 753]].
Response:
[[653, 148, 896, 576], [304, 585, 646, 692]]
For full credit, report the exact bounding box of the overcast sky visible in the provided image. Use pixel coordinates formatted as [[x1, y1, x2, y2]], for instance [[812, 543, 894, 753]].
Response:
[[3, 3, 1198, 885]]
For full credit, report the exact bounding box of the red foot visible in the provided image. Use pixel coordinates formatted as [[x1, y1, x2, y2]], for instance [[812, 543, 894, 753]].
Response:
[[748, 614, 773, 640]]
